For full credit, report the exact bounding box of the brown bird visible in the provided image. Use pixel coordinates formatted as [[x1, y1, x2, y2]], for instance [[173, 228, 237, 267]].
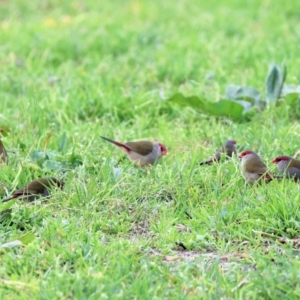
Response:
[[239, 150, 273, 184], [101, 136, 167, 167], [2, 177, 63, 203], [272, 156, 300, 181], [0, 138, 8, 164], [199, 140, 237, 165]]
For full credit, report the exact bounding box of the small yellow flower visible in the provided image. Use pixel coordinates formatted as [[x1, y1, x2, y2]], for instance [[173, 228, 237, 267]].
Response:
[[1, 21, 10, 29], [130, 0, 141, 15], [44, 18, 56, 27], [61, 15, 71, 24]]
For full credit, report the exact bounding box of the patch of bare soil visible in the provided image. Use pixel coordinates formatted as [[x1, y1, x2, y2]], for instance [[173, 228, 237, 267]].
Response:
[[148, 247, 251, 266]]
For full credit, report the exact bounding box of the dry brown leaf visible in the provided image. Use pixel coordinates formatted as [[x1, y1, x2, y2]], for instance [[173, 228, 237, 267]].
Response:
[[164, 255, 180, 262]]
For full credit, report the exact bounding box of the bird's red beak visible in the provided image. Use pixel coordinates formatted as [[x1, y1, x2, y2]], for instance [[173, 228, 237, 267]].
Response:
[[271, 158, 277, 164]]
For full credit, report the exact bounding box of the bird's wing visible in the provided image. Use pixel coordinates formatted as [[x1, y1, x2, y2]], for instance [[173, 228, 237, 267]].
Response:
[[287, 167, 300, 179], [199, 146, 229, 165], [213, 148, 222, 160], [14, 188, 38, 197], [290, 159, 300, 169], [213, 144, 235, 160], [226, 146, 237, 156], [247, 158, 268, 175], [125, 141, 154, 156], [27, 179, 51, 193]]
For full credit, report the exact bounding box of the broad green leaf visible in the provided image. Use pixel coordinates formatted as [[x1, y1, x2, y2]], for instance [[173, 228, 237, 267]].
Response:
[[18, 232, 36, 245], [0, 199, 16, 211], [281, 63, 287, 89], [225, 85, 261, 104], [284, 93, 300, 117], [284, 93, 300, 105], [232, 100, 252, 113], [266, 63, 286, 104], [45, 152, 57, 160], [281, 84, 295, 97], [168, 93, 244, 119], [168, 93, 206, 109], [281, 85, 300, 97], [30, 149, 47, 161], [30, 150, 58, 168], [42, 160, 63, 171], [203, 99, 244, 119], [266, 65, 280, 103], [0, 233, 35, 249]]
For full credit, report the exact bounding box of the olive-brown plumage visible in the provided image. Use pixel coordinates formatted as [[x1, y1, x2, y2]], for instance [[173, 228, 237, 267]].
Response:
[[272, 156, 300, 181], [2, 177, 63, 202], [200, 140, 237, 165], [0, 139, 8, 164], [239, 150, 273, 185], [101, 136, 167, 167]]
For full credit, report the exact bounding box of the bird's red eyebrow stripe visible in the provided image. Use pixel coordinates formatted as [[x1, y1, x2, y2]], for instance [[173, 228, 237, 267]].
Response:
[[240, 150, 253, 155], [274, 156, 290, 161]]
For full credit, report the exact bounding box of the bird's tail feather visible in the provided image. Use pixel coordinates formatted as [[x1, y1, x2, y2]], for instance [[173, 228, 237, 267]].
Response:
[[100, 136, 131, 152]]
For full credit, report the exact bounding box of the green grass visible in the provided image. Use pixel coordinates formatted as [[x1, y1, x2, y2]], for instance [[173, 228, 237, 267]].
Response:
[[1, 0, 300, 298]]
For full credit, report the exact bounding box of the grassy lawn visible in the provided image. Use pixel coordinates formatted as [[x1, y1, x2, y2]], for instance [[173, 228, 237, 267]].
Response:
[[1, 0, 300, 298]]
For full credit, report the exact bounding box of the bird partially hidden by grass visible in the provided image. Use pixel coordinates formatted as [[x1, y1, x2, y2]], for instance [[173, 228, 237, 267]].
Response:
[[2, 177, 63, 203], [100, 136, 167, 167], [199, 140, 237, 165], [239, 150, 282, 185], [272, 156, 300, 182]]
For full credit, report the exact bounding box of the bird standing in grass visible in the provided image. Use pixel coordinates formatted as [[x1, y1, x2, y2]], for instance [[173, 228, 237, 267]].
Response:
[[2, 177, 63, 202], [239, 150, 273, 184], [199, 140, 237, 165], [272, 156, 300, 181], [101, 136, 167, 167]]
